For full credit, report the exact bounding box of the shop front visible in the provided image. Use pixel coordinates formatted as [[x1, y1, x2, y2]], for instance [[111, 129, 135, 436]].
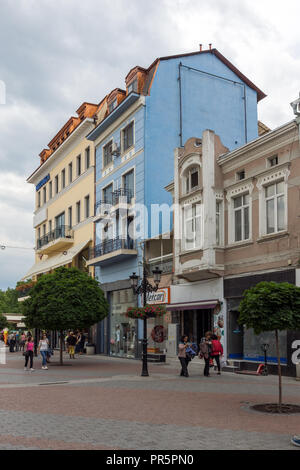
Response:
[[109, 288, 138, 359], [168, 278, 225, 357], [146, 287, 171, 362]]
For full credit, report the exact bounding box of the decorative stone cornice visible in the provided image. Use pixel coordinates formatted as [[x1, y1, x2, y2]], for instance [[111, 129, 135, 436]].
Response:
[[256, 166, 290, 190], [226, 181, 254, 202]]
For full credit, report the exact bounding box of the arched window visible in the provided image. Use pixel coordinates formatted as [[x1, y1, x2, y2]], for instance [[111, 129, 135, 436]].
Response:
[[183, 166, 199, 194]]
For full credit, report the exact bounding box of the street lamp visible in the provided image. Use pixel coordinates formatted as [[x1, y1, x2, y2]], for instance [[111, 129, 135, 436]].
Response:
[[129, 264, 162, 377], [261, 343, 269, 376]]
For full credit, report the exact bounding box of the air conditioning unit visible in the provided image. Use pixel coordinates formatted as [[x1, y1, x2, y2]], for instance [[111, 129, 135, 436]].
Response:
[[111, 142, 120, 156], [291, 93, 300, 117]]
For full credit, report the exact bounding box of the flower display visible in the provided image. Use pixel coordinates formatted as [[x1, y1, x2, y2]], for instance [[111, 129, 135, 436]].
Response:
[[126, 304, 167, 319]]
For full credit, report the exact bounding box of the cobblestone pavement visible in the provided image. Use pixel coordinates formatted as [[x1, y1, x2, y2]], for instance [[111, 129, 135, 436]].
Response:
[[0, 350, 299, 450]]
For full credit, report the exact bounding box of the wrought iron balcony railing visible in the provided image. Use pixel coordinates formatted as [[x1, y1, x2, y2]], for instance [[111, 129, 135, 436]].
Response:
[[89, 237, 135, 259], [94, 188, 133, 215], [37, 225, 74, 250]]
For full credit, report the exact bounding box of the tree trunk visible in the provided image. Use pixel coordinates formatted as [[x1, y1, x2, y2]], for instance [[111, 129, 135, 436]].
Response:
[[60, 330, 63, 365], [275, 329, 282, 410]]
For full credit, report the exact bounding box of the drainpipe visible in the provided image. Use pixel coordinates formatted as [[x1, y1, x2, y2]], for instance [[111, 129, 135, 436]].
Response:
[[178, 62, 183, 148]]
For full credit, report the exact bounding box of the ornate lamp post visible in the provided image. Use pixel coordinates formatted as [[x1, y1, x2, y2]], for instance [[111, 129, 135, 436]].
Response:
[[129, 265, 162, 377]]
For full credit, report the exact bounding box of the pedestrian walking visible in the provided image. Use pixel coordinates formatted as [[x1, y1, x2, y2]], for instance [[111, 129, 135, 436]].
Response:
[[178, 335, 190, 377], [38, 333, 50, 370], [66, 332, 77, 359], [199, 331, 212, 377], [76, 331, 85, 355], [20, 332, 26, 352], [24, 336, 35, 371], [9, 333, 16, 353], [210, 334, 223, 375]]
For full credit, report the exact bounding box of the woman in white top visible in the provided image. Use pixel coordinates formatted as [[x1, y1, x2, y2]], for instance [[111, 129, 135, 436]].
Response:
[[38, 333, 49, 370]]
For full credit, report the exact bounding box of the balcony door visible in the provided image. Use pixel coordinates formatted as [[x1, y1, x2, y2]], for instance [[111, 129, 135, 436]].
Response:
[[55, 212, 65, 238]]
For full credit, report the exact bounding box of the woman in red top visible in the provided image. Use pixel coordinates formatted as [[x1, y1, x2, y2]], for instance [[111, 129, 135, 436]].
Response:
[[211, 334, 223, 375]]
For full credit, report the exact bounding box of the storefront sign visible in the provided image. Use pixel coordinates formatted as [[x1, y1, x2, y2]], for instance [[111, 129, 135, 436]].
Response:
[[146, 287, 170, 305], [36, 174, 50, 192]]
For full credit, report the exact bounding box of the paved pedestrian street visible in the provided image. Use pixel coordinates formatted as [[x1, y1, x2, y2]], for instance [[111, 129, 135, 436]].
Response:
[[0, 351, 299, 450]]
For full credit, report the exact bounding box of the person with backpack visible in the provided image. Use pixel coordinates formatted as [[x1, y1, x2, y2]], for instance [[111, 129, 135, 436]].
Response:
[[24, 336, 35, 371], [210, 334, 223, 375], [67, 332, 77, 359], [199, 331, 212, 377], [178, 335, 190, 377]]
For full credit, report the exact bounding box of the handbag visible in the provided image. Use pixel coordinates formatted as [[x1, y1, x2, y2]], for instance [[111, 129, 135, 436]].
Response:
[[22, 351, 29, 357]]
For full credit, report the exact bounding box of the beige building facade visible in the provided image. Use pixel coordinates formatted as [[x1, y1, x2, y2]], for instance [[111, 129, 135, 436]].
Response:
[[168, 110, 300, 376]]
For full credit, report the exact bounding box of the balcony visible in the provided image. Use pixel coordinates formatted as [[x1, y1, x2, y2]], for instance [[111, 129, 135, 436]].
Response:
[[94, 188, 133, 220], [148, 254, 173, 274], [87, 236, 137, 267], [37, 225, 74, 254]]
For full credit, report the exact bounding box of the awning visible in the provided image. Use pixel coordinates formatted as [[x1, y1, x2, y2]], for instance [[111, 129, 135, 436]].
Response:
[[21, 239, 91, 280], [167, 300, 218, 311]]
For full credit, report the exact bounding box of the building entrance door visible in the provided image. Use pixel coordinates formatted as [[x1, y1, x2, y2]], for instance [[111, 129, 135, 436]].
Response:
[[183, 309, 212, 345]]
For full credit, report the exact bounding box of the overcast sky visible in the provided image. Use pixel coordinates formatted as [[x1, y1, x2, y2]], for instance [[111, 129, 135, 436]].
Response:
[[0, 0, 299, 291]]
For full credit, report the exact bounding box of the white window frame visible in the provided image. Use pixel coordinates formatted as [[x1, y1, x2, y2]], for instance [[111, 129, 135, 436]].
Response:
[[216, 197, 224, 246], [103, 139, 113, 168], [257, 168, 289, 237], [183, 166, 200, 195], [232, 194, 250, 243], [226, 182, 254, 245], [182, 202, 203, 252]]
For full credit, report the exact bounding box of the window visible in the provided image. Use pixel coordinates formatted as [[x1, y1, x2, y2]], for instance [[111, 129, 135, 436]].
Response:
[[183, 203, 202, 251], [236, 170, 245, 181], [216, 201, 222, 246], [76, 155, 81, 177], [69, 162, 73, 184], [68, 206, 72, 228], [122, 169, 134, 198], [38, 227, 41, 240], [233, 194, 250, 242], [103, 183, 113, 204], [37, 191, 41, 208], [76, 201, 81, 224], [85, 195, 90, 219], [103, 141, 113, 167], [49, 220, 52, 233], [55, 175, 59, 194], [85, 147, 90, 170], [49, 181, 52, 199], [61, 169, 66, 189], [109, 99, 117, 113], [122, 122, 134, 152], [128, 79, 138, 94], [268, 155, 278, 167], [43, 224, 46, 236], [265, 181, 285, 234], [185, 167, 199, 194], [43, 187, 46, 204]]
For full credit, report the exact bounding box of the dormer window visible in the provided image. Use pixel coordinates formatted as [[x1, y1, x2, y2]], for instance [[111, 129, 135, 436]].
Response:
[[185, 167, 199, 194], [128, 79, 138, 94], [109, 99, 117, 113]]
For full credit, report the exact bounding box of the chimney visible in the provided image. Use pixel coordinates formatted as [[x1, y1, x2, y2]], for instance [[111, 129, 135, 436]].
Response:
[[209, 43, 212, 50], [199, 44, 203, 52]]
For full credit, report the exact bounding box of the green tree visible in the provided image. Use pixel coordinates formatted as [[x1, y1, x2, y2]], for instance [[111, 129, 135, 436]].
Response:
[[0, 288, 21, 314], [0, 313, 8, 329], [21, 267, 109, 364], [239, 281, 300, 410]]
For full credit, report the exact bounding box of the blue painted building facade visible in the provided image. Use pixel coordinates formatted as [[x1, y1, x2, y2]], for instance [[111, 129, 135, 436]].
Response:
[[86, 48, 265, 357]]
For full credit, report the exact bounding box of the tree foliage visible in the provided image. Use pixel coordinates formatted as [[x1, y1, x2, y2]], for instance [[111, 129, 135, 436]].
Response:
[[21, 267, 109, 331], [239, 281, 300, 333], [0, 288, 21, 314], [0, 313, 8, 329]]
